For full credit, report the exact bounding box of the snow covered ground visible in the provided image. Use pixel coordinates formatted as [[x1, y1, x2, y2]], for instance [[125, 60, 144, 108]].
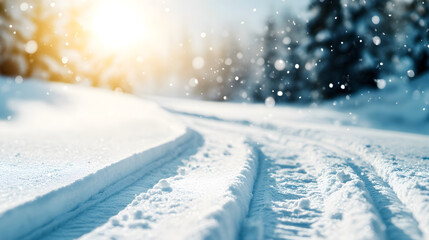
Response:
[[1, 79, 429, 240], [324, 73, 429, 135], [0, 79, 189, 239]]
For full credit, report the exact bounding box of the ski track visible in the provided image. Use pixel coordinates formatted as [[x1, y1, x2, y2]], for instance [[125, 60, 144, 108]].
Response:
[[278, 130, 427, 240], [4, 128, 195, 240], [41, 133, 205, 240], [17, 106, 428, 240], [41, 120, 259, 240], [77, 121, 257, 240], [241, 139, 323, 240], [315, 140, 423, 240], [167, 109, 427, 240]]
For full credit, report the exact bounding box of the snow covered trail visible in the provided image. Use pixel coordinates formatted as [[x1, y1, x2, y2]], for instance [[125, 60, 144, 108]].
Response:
[[43, 117, 260, 240], [0, 80, 191, 240], [154, 98, 429, 240], [40, 131, 205, 240], [40, 99, 429, 240], [2, 80, 429, 240]]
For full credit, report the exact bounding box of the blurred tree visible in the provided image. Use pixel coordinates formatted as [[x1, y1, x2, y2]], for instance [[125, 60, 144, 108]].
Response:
[[175, 31, 196, 96], [193, 42, 217, 100], [255, 19, 280, 101], [213, 40, 234, 101], [306, 0, 378, 99], [0, 0, 133, 92], [0, 0, 33, 76], [350, 0, 402, 77], [193, 34, 248, 101], [279, 15, 308, 102], [403, 0, 429, 77], [25, 1, 69, 82], [217, 35, 248, 101]]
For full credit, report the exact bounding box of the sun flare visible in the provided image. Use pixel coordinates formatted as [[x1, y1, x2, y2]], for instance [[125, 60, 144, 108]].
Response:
[[90, 1, 145, 50]]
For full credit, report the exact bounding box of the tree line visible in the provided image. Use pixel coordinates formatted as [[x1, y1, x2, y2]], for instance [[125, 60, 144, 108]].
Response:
[[0, 0, 427, 102]]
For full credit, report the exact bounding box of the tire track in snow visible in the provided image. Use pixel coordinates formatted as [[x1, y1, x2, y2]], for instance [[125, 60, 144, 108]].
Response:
[[347, 160, 423, 240], [273, 126, 429, 240], [274, 133, 424, 240], [287, 133, 424, 239], [35, 131, 204, 240], [46, 122, 260, 240], [263, 130, 423, 239], [240, 140, 324, 240], [275, 138, 388, 239], [166, 108, 424, 239], [188, 120, 326, 239], [239, 144, 268, 240], [353, 143, 429, 239]]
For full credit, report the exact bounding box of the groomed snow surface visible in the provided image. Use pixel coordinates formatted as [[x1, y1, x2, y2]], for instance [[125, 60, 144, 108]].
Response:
[[1, 79, 429, 240]]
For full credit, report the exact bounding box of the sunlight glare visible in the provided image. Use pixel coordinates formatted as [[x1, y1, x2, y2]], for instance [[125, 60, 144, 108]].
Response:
[[90, 1, 145, 50]]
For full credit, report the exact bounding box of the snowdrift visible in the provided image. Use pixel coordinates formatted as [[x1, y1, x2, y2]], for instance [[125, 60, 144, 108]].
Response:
[[327, 72, 429, 135], [0, 78, 192, 239]]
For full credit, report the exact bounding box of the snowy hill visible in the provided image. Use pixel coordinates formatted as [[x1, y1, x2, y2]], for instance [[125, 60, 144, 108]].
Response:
[[0, 79, 190, 239], [325, 72, 429, 135], [1, 79, 429, 240]]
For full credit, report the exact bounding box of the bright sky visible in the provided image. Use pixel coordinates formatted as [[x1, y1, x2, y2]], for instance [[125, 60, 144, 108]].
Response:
[[85, 0, 310, 56]]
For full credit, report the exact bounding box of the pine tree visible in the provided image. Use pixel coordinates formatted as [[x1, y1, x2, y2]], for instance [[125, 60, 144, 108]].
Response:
[[193, 41, 217, 100], [280, 15, 308, 102], [254, 19, 280, 101], [306, 0, 378, 99], [0, 0, 32, 76], [350, 0, 402, 76], [25, 1, 68, 82], [404, 0, 429, 77]]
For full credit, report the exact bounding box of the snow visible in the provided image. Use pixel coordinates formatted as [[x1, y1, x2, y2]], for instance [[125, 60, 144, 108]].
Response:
[[326, 72, 429, 135], [0, 79, 188, 239], [72, 123, 257, 240], [1, 79, 429, 240], [146, 96, 429, 240]]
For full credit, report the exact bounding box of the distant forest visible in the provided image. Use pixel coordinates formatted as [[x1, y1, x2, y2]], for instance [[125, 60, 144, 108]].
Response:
[[0, 0, 428, 102]]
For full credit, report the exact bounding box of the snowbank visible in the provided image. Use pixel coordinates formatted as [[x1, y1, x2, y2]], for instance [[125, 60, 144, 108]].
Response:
[[152, 95, 429, 239], [75, 120, 259, 240], [150, 72, 429, 136], [327, 72, 429, 134], [0, 78, 191, 240]]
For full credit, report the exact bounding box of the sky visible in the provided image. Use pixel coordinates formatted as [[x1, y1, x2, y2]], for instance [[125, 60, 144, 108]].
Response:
[[78, 0, 311, 58]]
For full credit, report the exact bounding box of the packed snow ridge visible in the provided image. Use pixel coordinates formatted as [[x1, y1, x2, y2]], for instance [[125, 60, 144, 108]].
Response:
[[1, 79, 429, 240]]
